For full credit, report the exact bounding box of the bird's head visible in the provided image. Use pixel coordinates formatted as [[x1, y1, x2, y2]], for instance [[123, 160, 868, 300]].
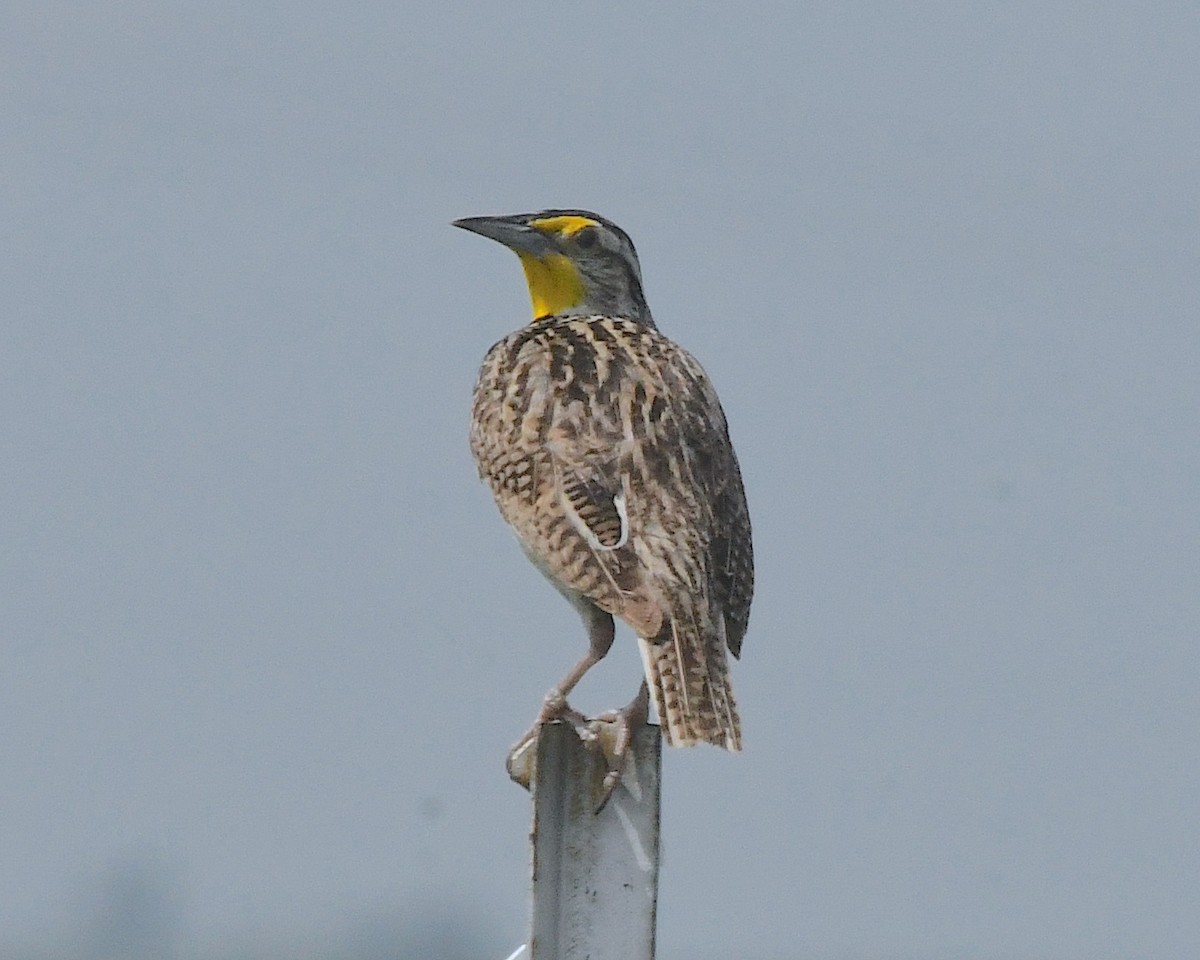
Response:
[[452, 209, 653, 326]]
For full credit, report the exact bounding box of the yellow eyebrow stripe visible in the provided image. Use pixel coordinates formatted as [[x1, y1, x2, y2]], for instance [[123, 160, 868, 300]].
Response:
[[528, 215, 599, 237]]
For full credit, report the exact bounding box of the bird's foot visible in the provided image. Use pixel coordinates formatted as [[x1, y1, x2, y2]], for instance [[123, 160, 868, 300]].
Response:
[[505, 684, 652, 809], [588, 680, 650, 812], [505, 687, 597, 790]]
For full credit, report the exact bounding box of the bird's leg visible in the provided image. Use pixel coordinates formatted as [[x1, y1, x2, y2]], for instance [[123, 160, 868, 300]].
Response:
[[506, 609, 615, 789], [590, 679, 650, 812]]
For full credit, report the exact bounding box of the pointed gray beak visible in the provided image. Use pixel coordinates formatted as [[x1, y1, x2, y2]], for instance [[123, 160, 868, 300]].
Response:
[[451, 216, 555, 257]]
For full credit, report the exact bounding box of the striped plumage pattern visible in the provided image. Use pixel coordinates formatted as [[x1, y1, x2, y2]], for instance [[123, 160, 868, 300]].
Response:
[[470, 313, 753, 748]]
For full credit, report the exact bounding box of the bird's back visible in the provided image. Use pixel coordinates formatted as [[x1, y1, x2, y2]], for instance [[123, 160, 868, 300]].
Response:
[[470, 313, 753, 748]]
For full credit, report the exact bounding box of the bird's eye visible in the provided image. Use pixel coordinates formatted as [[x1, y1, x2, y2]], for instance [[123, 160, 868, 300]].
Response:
[[574, 227, 598, 249]]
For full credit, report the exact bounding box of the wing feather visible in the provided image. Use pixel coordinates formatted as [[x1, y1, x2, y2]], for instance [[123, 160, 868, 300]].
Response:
[[470, 314, 752, 662]]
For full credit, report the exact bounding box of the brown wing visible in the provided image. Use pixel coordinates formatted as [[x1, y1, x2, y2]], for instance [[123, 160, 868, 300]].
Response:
[[469, 318, 663, 638], [471, 316, 751, 642], [645, 339, 754, 658]]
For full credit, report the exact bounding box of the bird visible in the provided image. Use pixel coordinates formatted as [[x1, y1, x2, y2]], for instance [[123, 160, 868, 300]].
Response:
[[454, 209, 753, 792]]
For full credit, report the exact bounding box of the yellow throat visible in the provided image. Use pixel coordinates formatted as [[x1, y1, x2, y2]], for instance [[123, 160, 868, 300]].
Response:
[[517, 250, 586, 319]]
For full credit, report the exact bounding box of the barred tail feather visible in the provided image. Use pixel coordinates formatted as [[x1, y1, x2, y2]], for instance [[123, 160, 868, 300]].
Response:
[[637, 614, 742, 751]]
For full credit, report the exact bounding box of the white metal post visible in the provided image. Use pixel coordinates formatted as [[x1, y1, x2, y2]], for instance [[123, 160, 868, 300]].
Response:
[[527, 720, 662, 960]]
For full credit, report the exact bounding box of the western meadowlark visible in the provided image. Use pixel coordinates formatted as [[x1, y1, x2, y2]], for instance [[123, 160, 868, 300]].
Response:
[[455, 209, 753, 792]]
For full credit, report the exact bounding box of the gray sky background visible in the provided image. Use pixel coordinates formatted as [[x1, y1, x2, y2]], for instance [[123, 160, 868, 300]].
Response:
[[3, 3, 1197, 958]]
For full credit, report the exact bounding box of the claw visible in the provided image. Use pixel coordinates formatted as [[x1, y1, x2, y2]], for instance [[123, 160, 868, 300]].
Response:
[[506, 687, 597, 790], [507, 682, 651, 810], [596, 768, 623, 813], [589, 680, 650, 813]]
